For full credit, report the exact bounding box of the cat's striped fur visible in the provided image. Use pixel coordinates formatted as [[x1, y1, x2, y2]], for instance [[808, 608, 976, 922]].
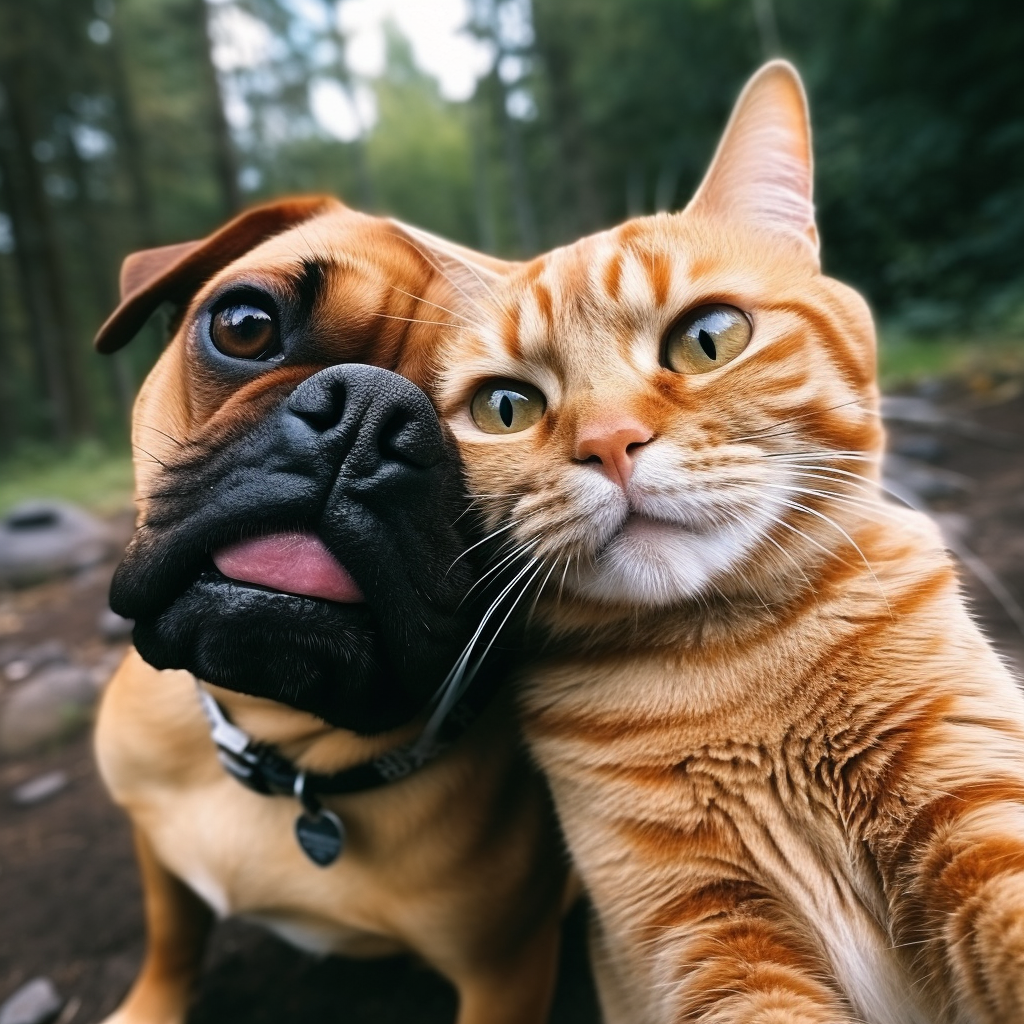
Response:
[[424, 62, 1024, 1023]]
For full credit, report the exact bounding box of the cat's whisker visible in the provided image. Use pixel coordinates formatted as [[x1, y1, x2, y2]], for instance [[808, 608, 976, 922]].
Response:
[[753, 482, 903, 526], [778, 464, 930, 512], [770, 497, 892, 614], [759, 529, 817, 597], [769, 514, 857, 572], [385, 284, 476, 326], [392, 233, 495, 316], [552, 551, 588, 609], [776, 464, 878, 486], [729, 400, 879, 445], [780, 472, 904, 511], [371, 312, 470, 330], [767, 464, 890, 502], [767, 450, 879, 466], [555, 552, 576, 607], [708, 506, 780, 610], [464, 558, 549, 680], [416, 555, 543, 752], [447, 519, 523, 574], [432, 558, 540, 714], [461, 537, 539, 603], [712, 499, 818, 600], [527, 558, 561, 625], [453, 491, 524, 526]]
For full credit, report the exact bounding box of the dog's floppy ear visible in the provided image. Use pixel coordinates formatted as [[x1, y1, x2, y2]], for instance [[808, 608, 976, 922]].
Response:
[[95, 195, 341, 354]]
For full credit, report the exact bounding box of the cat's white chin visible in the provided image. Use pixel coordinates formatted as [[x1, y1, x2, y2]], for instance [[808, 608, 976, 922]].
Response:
[[571, 513, 762, 607]]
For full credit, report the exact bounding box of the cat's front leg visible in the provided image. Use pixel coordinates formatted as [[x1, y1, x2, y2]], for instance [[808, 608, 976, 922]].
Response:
[[648, 880, 858, 1024], [886, 784, 1024, 1023]]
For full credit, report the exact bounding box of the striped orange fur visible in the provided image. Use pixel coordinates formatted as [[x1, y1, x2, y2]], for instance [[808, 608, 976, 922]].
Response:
[[420, 61, 1024, 1023]]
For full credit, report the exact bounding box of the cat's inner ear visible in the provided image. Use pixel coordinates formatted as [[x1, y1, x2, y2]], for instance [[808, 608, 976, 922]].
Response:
[[389, 220, 508, 316], [685, 60, 819, 260]]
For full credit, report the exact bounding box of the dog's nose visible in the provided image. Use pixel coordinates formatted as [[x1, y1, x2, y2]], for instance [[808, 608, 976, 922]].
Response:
[[286, 364, 444, 472]]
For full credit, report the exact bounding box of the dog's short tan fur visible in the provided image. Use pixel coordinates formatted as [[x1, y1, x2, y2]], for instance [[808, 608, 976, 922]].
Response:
[[93, 198, 568, 1024]]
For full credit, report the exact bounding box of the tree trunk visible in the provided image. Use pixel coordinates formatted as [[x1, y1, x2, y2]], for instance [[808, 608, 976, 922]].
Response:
[[531, 2, 603, 236], [0, 250, 19, 449], [108, 6, 158, 247], [0, 70, 83, 444], [326, 3, 376, 210], [63, 114, 135, 423], [195, 0, 241, 217], [495, 75, 538, 256], [470, 96, 498, 253], [0, 0, 96, 441]]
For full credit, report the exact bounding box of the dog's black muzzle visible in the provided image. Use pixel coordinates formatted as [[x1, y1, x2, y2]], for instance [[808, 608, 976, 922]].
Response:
[[111, 364, 484, 734]]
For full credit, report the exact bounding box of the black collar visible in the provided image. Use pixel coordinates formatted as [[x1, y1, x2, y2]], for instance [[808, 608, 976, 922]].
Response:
[[194, 615, 512, 866], [196, 683, 484, 802], [196, 680, 495, 867]]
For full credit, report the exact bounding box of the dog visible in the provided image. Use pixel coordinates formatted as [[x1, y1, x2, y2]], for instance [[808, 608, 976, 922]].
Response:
[[92, 197, 569, 1024]]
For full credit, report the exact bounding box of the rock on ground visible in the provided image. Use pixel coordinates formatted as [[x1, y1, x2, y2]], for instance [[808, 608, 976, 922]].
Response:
[[11, 770, 69, 807], [0, 502, 115, 589], [0, 666, 98, 757]]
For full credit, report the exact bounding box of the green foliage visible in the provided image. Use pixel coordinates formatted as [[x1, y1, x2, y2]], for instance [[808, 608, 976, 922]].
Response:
[[787, 0, 1024, 330], [1, 0, 1022, 454], [0, 442, 133, 516], [527, 0, 758, 229], [120, 0, 234, 240], [364, 26, 477, 244], [524, 0, 1024, 333], [878, 334, 1024, 392]]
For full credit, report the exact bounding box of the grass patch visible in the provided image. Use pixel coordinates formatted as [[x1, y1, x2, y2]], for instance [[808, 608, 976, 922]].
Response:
[[878, 334, 1024, 391], [0, 442, 134, 518]]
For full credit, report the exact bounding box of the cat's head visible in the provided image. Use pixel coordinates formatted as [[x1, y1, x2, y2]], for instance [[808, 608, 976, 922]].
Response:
[[426, 62, 883, 616]]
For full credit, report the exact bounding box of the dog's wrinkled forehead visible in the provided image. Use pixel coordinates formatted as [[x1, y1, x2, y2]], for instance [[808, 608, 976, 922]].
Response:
[[159, 211, 442, 404], [109, 200, 466, 505], [189, 211, 433, 366]]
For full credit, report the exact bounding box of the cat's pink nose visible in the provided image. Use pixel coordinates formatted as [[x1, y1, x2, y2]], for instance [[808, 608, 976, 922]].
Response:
[[575, 418, 653, 490]]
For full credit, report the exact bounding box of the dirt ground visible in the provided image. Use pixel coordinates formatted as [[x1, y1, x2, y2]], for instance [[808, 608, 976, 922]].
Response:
[[1, 383, 1023, 1024]]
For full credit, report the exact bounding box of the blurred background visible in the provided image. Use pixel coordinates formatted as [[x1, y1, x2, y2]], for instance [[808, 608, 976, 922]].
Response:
[[2, 2, 1024, 1022], [1, 0, 1023, 481]]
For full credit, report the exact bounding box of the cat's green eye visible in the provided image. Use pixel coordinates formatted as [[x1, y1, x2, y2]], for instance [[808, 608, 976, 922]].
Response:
[[470, 379, 546, 434], [664, 304, 752, 375]]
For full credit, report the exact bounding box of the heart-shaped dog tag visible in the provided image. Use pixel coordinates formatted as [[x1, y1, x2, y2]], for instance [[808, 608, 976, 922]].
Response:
[[295, 808, 345, 866]]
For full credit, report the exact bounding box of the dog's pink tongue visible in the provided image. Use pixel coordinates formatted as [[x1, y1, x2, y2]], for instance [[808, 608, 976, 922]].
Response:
[[213, 532, 364, 603]]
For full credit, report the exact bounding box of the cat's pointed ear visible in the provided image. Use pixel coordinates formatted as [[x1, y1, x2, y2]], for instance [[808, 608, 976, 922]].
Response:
[[686, 60, 818, 260], [389, 219, 511, 311]]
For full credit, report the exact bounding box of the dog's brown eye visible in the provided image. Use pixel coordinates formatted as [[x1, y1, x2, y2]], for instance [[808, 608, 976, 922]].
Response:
[[210, 303, 277, 359], [471, 379, 546, 434], [664, 304, 751, 374]]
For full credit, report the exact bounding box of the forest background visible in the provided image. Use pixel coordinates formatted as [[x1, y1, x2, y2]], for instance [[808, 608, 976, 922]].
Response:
[[1, 0, 1023, 494]]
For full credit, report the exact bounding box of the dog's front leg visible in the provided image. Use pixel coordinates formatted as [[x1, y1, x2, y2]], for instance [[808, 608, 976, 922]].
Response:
[[452, 916, 562, 1024], [102, 827, 214, 1024]]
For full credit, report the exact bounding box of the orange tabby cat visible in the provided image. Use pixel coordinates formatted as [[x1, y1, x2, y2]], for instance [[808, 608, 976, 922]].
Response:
[[419, 61, 1024, 1023]]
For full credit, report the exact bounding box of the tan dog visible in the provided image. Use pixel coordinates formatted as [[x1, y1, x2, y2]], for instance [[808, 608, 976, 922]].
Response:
[[92, 197, 568, 1024]]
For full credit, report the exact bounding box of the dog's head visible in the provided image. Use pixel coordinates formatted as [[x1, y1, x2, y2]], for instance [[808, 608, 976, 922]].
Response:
[[97, 197, 513, 734]]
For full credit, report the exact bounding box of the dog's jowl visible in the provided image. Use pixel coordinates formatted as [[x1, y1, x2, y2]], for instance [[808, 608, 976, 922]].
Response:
[[92, 197, 569, 1024], [113, 361, 478, 733]]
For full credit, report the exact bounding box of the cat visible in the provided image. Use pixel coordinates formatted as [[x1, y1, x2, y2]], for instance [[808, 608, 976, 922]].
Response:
[[413, 60, 1024, 1024]]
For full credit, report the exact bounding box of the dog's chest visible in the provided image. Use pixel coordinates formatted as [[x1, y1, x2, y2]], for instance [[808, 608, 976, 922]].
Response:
[[137, 773, 408, 957], [96, 661, 415, 959]]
